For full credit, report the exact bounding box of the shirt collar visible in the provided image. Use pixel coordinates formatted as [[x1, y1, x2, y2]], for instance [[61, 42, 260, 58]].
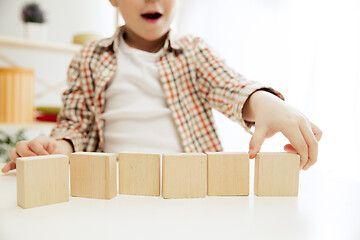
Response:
[[98, 25, 182, 55]]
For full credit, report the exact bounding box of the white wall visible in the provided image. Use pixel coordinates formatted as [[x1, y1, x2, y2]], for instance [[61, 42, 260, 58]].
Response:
[[0, 0, 117, 43], [177, 0, 360, 181]]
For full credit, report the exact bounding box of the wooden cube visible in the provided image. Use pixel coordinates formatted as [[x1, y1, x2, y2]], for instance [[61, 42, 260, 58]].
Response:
[[70, 152, 117, 200], [16, 154, 69, 209], [254, 152, 300, 196], [162, 153, 207, 199], [119, 153, 160, 196], [207, 152, 249, 196]]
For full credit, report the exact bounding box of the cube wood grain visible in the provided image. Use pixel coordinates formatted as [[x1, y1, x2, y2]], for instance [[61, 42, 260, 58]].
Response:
[[162, 153, 207, 199], [254, 152, 300, 197], [119, 153, 160, 196], [70, 152, 117, 200], [16, 154, 69, 209], [207, 152, 249, 196]]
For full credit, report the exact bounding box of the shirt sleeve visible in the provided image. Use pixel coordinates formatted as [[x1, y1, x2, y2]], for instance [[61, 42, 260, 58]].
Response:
[[193, 37, 284, 133], [50, 42, 95, 152]]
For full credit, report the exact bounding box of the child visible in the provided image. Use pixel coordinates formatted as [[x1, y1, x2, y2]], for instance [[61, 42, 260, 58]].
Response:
[[2, 0, 322, 174]]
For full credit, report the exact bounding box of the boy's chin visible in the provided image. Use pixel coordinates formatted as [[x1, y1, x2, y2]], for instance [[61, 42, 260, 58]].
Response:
[[141, 30, 169, 41]]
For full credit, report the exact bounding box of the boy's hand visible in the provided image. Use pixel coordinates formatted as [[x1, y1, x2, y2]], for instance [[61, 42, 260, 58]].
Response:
[[243, 91, 322, 170], [1, 136, 74, 173]]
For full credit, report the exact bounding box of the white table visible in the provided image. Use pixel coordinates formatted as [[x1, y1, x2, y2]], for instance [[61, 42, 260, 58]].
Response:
[[1, 162, 359, 240]]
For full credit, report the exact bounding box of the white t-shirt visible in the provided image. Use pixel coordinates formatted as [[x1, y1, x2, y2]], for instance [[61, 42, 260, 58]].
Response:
[[101, 35, 184, 154]]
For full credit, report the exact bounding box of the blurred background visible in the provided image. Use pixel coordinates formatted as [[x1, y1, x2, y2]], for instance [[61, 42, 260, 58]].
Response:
[[0, 0, 359, 182]]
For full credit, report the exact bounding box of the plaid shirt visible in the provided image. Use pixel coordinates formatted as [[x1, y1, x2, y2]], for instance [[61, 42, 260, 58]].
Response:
[[51, 26, 283, 153]]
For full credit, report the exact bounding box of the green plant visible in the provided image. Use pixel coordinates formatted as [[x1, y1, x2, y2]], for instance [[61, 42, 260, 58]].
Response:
[[21, 3, 46, 23], [0, 130, 27, 163]]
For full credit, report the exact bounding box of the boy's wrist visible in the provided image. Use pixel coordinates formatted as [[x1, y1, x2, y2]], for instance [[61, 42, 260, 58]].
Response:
[[243, 90, 266, 121], [55, 139, 74, 154], [243, 90, 282, 122]]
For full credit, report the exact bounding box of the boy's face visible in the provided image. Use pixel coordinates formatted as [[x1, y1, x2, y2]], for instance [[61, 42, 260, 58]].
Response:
[[110, 0, 179, 41]]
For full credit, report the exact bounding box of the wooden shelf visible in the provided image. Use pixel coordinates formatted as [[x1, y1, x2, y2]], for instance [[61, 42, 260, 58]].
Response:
[[0, 121, 55, 130], [0, 35, 81, 53]]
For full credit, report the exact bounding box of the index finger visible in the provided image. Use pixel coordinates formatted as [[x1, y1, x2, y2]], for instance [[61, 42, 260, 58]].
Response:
[[281, 126, 308, 169]]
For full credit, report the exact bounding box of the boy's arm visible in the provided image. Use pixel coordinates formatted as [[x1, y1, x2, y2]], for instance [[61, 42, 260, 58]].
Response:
[[193, 37, 322, 170], [50, 45, 93, 152], [193, 37, 282, 133]]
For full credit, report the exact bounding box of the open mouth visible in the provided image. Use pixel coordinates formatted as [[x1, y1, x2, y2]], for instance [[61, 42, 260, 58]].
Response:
[[141, 12, 162, 21]]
